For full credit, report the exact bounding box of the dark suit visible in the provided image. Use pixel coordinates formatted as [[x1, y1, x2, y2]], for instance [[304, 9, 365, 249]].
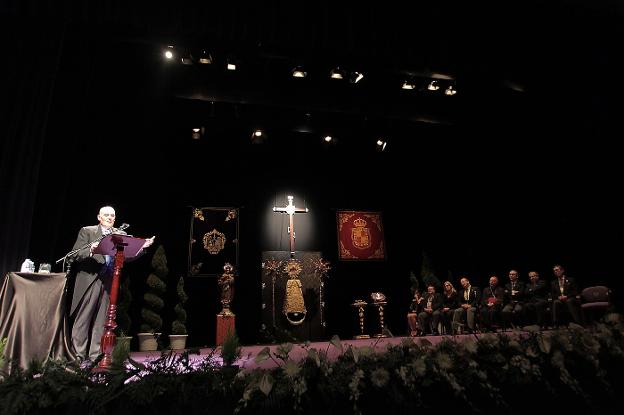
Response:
[[417, 293, 443, 335], [69, 225, 130, 360], [551, 276, 583, 326], [502, 281, 526, 328], [524, 280, 549, 327], [480, 285, 504, 331]]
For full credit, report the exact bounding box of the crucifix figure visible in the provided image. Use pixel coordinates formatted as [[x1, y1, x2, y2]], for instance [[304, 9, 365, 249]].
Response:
[[273, 195, 309, 257]]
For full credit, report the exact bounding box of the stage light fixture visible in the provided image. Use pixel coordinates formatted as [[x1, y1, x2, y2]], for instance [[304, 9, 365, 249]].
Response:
[[376, 139, 388, 152], [427, 80, 440, 91], [291, 66, 307, 78], [198, 50, 213, 64], [164, 45, 174, 60], [191, 127, 204, 140], [227, 62, 237, 71], [444, 85, 457, 96], [330, 67, 345, 80], [251, 129, 267, 143], [324, 135, 333, 142], [350, 71, 364, 84], [401, 81, 416, 90]]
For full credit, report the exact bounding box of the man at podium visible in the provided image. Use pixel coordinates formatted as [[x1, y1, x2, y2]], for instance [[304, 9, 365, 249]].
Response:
[[68, 205, 154, 362]]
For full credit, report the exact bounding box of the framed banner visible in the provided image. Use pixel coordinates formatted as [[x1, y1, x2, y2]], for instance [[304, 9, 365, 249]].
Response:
[[188, 207, 239, 277], [336, 211, 386, 260]]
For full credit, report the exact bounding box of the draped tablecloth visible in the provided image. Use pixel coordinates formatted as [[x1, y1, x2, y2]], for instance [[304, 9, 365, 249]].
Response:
[[0, 272, 76, 373]]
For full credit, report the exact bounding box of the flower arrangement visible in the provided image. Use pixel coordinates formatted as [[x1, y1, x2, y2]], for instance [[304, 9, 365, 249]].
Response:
[[1, 315, 624, 414]]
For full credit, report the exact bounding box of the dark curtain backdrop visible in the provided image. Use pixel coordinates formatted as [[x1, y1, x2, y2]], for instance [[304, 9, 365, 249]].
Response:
[[0, 19, 66, 278], [1, 3, 623, 345]]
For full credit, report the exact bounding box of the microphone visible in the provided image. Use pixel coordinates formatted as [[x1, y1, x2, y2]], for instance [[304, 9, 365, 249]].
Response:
[[118, 223, 130, 231]]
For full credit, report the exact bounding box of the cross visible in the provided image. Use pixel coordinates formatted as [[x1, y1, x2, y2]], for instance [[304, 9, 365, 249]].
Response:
[[273, 195, 309, 257]]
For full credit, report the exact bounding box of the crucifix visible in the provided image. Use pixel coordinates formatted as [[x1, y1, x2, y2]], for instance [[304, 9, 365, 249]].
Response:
[[273, 195, 309, 257]]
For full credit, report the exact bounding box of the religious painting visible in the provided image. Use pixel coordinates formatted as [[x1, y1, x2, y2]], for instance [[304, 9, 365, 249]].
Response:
[[336, 211, 386, 260], [188, 207, 239, 277]]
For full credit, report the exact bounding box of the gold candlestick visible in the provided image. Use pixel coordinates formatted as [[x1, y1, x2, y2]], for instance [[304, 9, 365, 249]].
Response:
[[370, 292, 388, 338], [351, 299, 370, 339]]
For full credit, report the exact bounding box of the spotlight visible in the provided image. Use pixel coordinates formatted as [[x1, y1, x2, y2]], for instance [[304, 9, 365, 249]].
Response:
[[181, 55, 194, 65], [350, 71, 364, 84], [324, 135, 333, 143], [444, 85, 457, 96], [330, 67, 345, 80], [291, 66, 307, 78], [376, 139, 388, 152], [191, 127, 204, 140], [427, 80, 440, 91], [164, 45, 174, 60], [227, 62, 237, 71], [198, 50, 213, 64], [401, 81, 416, 90], [251, 129, 267, 143]]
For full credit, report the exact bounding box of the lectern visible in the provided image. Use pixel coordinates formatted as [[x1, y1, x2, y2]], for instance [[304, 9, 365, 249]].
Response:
[[93, 234, 145, 370]]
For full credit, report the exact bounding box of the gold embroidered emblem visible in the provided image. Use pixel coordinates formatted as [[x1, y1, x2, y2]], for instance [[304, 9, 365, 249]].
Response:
[[193, 208, 205, 221], [351, 218, 371, 249], [203, 228, 226, 254]]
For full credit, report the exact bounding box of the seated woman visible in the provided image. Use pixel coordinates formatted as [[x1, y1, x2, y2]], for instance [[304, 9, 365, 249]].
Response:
[[407, 289, 424, 336], [441, 281, 459, 334]]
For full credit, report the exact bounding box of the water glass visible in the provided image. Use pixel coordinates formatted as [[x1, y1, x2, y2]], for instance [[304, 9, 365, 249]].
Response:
[[38, 263, 52, 273]]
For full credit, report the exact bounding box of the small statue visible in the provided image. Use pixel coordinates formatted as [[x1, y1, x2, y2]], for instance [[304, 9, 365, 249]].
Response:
[[218, 263, 235, 316]]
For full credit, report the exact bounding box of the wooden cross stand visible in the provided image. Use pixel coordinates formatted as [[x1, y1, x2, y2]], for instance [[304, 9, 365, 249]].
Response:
[[93, 234, 145, 371], [273, 195, 308, 257]]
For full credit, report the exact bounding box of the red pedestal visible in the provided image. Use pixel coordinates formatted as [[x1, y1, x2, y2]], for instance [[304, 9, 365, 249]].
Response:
[[216, 314, 236, 346]]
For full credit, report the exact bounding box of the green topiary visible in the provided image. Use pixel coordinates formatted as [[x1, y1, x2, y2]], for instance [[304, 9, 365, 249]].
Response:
[[140, 245, 168, 333], [171, 276, 188, 335]]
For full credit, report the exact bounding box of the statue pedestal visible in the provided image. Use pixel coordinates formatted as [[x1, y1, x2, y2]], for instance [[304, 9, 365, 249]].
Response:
[[216, 313, 236, 346]]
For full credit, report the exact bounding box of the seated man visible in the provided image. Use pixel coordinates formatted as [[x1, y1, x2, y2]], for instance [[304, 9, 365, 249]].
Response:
[[453, 276, 480, 334], [551, 264, 583, 327], [524, 270, 549, 329], [407, 289, 424, 336], [417, 285, 443, 335], [480, 275, 504, 332], [501, 269, 526, 329]]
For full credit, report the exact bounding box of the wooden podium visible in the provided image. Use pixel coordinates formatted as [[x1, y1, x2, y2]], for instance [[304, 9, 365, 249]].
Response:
[[93, 234, 145, 370]]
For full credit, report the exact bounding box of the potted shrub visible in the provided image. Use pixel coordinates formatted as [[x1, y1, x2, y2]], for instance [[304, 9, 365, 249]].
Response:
[[169, 275, 189, 350], [138, 245, 168, 351], [220, 328, 241, 368]]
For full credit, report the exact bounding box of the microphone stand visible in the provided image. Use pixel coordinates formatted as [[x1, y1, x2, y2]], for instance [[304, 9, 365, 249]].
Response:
[[56, 224, 130, 273]]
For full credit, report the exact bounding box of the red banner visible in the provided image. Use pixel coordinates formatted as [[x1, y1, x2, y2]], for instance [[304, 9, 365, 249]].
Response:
[[336, 211, 386, 260]]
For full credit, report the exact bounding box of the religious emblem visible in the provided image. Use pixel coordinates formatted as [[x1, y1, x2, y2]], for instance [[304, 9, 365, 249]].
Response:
[[273, 195, 309, 257], [282, 259, 306, 325], [193, 208, 205, 221], [284, 259, 303, 278], [203, 228, 226, 254], [218, 263, 235, 316], [351, 218, 371, 249], [225, 209, 237, 222]]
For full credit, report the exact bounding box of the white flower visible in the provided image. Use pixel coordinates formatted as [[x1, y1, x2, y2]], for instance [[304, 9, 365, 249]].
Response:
[[412, 358, 427, 377], [370, 368, 390, 388], [435, 352, 453, 371]]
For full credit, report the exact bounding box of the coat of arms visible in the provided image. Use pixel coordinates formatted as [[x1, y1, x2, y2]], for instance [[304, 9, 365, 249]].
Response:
[[351, 218, 371, 249], [203, 228, 226, 254]]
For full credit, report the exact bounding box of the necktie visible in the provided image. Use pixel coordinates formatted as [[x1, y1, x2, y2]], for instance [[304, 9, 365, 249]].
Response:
[[102, 228, 113, 269]]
